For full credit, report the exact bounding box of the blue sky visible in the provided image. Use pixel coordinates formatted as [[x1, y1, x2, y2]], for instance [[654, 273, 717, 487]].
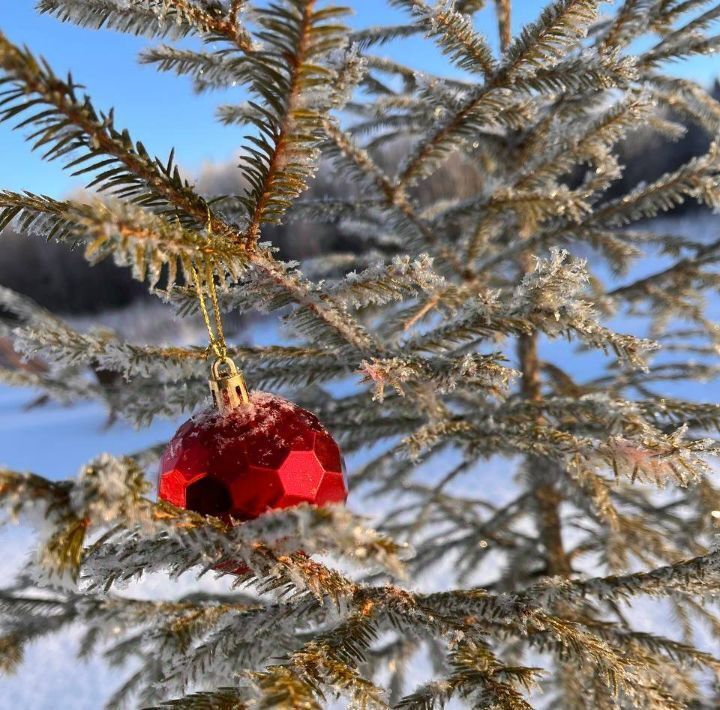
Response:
[[0, 1, 719, 198]]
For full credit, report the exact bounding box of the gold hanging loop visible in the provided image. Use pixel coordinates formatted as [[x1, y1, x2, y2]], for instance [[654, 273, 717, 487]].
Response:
[[188, 209, 250, 412], [209, 355, 250, 414]]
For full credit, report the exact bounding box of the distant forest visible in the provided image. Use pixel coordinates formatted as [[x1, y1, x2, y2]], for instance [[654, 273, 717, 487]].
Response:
[[3, 81, 719, 314]]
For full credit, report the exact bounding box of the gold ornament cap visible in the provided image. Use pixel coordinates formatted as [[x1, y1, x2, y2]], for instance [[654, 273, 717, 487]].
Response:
[[209, 356, 250, 414]]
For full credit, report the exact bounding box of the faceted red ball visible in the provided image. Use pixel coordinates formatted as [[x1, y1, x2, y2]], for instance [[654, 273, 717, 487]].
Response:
[[158, 393, 347, 521]]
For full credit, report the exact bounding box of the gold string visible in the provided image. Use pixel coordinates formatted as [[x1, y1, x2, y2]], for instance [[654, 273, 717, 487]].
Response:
[[189, 208, 233, 362], [190, 258, 227, 360], [205, 258, 226, 354]]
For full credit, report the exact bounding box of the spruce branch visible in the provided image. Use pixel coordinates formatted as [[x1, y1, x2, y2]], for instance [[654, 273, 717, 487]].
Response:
[[0, 461, 405, 589], [350, 23, 421, 50], [234, 1, 356, 243], [0, 192, 249, 288], [396, 639, 539, 709], [495, 0, 512, 52], [639, 4, 720, 67], [396, 0, 600, 185], [598, 0, 655, 50], [502, 0, 598, 80], [591, 141, 720, 225], [476, 141, 720, 274], [0, 33, 220, 229], [390, 0, 497, 76], [140, 45, 251, 91], [38, 0, 254, 51], [158, 687, 248, 709]]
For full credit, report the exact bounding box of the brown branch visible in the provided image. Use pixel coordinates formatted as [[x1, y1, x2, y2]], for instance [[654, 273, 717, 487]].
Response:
[[495, 0, 512, 53], [168, 0, 254, 53], [0, 337, 47, 374], [517, 251, 572, 579], [402, 293, 442, 331], [245, 1, 314, 245], [598, 0, 642, 51], [607, 236, 720, 298], [252, 251, 379, 354]]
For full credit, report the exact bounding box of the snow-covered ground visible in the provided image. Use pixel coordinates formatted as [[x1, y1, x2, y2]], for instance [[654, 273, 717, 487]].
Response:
[[0, 387, 174, 708]]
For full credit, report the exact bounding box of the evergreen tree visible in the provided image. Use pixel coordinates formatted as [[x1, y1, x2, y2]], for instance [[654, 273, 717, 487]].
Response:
[[2, 1, 720, 707]]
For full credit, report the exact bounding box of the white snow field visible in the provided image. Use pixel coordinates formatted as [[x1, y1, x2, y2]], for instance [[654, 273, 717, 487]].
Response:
[[0, 387, 175, 708]]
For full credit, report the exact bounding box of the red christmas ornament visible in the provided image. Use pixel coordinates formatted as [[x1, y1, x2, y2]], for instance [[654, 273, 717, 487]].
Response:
[[158, 368, 347, 522]]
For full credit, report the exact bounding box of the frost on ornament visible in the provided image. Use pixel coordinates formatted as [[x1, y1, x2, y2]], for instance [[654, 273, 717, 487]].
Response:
[[158, 392, 347, 521]]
